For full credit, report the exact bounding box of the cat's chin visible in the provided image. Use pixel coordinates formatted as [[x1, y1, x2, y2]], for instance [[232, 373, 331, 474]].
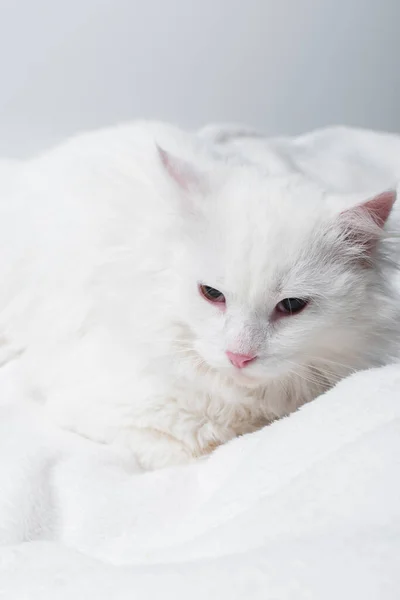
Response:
[[223, 368, 267, 389], [222, 362, 293, 389]]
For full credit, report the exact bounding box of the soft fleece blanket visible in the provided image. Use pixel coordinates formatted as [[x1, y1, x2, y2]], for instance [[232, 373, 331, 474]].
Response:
[[1, 126, 400, 599]]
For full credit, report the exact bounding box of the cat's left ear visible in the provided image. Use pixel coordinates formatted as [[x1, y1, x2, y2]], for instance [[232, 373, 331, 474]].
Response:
[[344, 190, 396, 227], [157, 145, 204, 192], [339, 189, 397, 255]]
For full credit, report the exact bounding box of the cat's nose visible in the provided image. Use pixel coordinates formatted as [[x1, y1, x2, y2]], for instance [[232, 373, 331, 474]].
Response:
[[226, 351, 257, 369]]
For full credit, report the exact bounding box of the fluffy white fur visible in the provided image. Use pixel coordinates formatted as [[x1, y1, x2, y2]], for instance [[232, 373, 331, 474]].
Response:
[[0, 121, 399, 470]]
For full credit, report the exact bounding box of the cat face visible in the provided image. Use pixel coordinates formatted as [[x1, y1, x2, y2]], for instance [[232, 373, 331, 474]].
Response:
[[160, 148, 396, 387]]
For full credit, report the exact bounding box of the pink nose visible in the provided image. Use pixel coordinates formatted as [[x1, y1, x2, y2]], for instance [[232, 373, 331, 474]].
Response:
[[226, 351, 257, 369]]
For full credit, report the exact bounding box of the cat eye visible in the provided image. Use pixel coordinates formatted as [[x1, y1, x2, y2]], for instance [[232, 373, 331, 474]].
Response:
[[276, 298, 308, 315], [199, 284, 226, 304]]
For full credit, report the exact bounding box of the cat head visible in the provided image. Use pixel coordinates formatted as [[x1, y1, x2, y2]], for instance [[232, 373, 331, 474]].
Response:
[[159, 147, 398, 388]]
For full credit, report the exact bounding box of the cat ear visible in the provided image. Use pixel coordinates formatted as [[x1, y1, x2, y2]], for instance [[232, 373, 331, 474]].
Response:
[[347, 190, 396, 228], [157, 145, 203, 192], [339, 189, 397, 257]]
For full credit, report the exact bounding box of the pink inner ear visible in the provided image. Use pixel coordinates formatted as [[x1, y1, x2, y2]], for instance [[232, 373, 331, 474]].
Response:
[[339, 189, 396, 260], [157, 145, 195, 191], [360, 190, 397, 228]]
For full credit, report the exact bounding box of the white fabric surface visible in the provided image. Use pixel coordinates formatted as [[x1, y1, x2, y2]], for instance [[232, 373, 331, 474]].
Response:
[[1, 125, 400, 599]]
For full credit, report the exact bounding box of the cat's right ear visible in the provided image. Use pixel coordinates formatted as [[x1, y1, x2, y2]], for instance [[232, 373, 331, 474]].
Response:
[[157, 145, 204, 193]]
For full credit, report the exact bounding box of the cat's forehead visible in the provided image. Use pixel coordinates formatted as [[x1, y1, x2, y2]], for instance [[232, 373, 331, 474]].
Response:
[[211, 173, 329, 254], [195, 173, 337, 297]]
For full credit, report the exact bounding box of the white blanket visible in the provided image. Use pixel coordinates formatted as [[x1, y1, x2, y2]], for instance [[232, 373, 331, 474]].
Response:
[[1, 126, 400, 599]]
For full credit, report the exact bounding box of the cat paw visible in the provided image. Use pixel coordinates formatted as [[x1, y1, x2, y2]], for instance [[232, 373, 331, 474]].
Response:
[[112, 427, 195, 471]]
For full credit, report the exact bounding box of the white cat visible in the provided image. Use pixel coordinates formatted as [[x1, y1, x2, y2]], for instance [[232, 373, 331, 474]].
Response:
[[0, 121, 399, 470]]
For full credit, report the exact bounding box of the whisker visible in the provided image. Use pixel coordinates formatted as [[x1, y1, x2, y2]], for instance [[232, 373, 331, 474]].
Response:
[[283, 359, 343, 389]]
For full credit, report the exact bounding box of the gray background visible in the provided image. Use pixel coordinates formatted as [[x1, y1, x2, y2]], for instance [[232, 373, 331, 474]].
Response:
[[1, 0, 399, 157]]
